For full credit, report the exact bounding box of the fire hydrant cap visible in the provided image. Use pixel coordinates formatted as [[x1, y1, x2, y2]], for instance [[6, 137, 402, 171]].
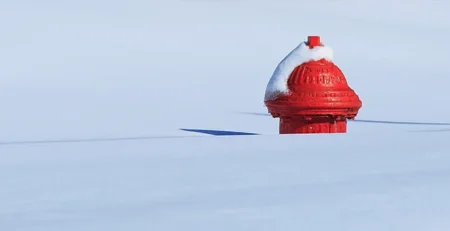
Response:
[[307, 36, 321, 48]]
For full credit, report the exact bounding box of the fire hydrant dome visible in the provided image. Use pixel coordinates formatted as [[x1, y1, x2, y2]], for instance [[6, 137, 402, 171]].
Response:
[[265, 59, 362, 117]]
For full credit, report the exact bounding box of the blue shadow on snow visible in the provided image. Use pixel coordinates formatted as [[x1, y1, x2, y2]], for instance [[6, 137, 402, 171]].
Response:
[[180, 128, 260, 136], [349, 119, 450, 126], [239, 112, 450, 126]]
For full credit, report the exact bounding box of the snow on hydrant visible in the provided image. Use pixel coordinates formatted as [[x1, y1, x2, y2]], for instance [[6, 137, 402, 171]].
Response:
[[264, 36, 362, 134]]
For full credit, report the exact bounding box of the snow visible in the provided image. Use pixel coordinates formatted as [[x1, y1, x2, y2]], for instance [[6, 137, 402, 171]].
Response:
[[2, 132, 450, 230], [264, 40, 333, 101], [1, 0, 450, 230]]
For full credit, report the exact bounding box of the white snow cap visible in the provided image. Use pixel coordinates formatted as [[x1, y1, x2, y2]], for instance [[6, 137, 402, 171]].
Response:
[[264, 36, 334, 101]]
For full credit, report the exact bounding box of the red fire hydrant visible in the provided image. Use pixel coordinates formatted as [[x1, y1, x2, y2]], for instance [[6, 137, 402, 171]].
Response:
[[264, 36, 362, 134]]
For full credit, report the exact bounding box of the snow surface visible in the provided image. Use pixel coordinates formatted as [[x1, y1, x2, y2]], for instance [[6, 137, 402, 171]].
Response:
[[2, 132, 450, 230], [1, 0, 450, 230], [264, 41, 333, 101]]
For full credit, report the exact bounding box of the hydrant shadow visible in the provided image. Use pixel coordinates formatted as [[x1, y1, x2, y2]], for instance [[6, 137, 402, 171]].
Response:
[[238, 112, 450, 126], [0, 135, 198, 147], [179, 129, 259, 136]]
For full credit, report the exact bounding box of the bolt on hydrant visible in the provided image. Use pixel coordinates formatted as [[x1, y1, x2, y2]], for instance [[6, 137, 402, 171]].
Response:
[[264, 36, 362, 134]]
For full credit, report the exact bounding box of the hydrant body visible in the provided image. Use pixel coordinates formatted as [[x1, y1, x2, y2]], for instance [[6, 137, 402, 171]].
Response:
[[264, 36, 362, 134]]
